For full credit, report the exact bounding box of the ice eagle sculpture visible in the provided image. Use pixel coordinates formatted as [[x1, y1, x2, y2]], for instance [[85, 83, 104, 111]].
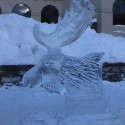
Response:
[[22, 0, 104, 94]]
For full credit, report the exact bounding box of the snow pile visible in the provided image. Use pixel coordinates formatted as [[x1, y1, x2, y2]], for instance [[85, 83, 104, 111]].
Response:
[[0, 14, 56, 65], [62, 28, 125, 63], [0, 14, 125, 65]]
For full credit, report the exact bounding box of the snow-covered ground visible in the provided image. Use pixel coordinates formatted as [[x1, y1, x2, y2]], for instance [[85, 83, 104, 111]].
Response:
[[0, 14, 125, 125], [0, 81, 125, 125]]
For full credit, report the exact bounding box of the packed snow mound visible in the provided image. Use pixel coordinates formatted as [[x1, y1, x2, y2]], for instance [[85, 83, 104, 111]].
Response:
[[0, 14, 125, 65], [0, 14, 56, 65], [62, 29, 125, 63]]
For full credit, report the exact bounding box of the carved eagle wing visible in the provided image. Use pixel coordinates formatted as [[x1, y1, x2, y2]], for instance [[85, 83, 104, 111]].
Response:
[[33, 0, 95, 49]]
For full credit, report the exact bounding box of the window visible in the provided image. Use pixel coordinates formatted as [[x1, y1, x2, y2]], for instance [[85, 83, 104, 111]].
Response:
[[12, 3, 31, 18], [113, 0, 125, 25], [0, 7, 2, 14], [91, 18, 97, 32], [41, 5, 59, 24]]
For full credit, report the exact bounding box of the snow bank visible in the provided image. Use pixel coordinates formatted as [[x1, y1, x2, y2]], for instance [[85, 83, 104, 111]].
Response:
[[0, 14, 56, 65], [0, 14, 125, 65], [62, 28, 125, 63]]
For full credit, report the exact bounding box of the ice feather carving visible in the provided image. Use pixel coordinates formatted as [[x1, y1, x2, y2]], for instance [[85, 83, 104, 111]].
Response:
[[59, 53, 104, 94], [22, 0, 104, 94]]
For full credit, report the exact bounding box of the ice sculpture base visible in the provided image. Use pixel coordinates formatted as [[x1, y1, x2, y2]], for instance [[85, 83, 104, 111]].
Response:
[[65, 93, 109, 116]]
